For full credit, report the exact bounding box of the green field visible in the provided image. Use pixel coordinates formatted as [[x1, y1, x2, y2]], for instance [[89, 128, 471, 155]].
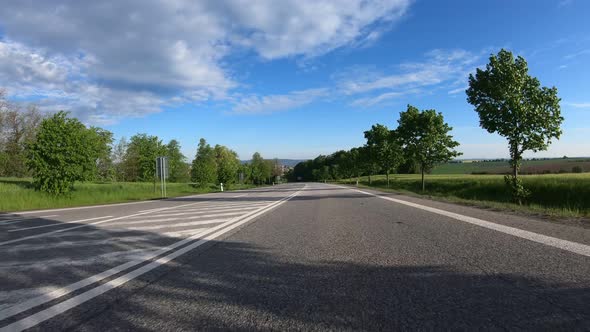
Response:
[[432, 158, 590, 175], [337, 173, 590, 219], [0, 178, 257, 212]]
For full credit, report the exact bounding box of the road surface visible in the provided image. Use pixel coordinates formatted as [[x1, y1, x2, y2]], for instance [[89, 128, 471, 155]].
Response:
[[0, 183, 589, 331]]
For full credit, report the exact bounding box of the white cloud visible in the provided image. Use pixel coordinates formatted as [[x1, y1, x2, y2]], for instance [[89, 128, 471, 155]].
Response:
[[566, 102, 590, 109], [232, 88, 328, 114], [0, 0, 411, 123], [448, 86, 468, 95], [224, 0, 411, 59], [563, 49, 590, 60], [350, 89, 420, 107], [340, 49, 481, 107]]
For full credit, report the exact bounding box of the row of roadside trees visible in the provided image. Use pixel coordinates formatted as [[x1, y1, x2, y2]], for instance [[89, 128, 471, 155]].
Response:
[[0, 99, 280, 193], [289, 105, 462, 191], [291, 49, 564, 203], [190, 138, 282, 188]]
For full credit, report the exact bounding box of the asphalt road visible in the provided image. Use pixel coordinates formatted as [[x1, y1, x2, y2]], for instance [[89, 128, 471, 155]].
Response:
[[1, 183, 589, 331]]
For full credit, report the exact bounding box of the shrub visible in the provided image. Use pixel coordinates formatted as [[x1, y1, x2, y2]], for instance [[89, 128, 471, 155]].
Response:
[[572, 166, 583, 173]]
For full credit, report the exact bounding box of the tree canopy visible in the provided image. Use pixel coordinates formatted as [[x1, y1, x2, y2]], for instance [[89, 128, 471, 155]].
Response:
[[397, 105, 461, 191], [466, 49, 562, 177], [26, 111, 111, 194], [466, 49, 563, 202]]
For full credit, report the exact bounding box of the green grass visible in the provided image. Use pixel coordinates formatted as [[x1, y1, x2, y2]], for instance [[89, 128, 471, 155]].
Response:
[[432, 157, 590, 175], [336, 173, 590, 219], [0, 178, 258, 212]]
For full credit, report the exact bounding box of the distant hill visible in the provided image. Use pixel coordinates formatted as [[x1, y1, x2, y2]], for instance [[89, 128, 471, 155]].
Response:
[[241, 159, 306, 167]]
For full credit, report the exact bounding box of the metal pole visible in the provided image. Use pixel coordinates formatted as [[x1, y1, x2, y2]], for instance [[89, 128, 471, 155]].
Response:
[[160, 158, 164, 198], [163, 159, 167, 198]]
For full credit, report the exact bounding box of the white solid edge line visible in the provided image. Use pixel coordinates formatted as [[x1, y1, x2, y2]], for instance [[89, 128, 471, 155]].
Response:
[[0, 201, 206, 247], [0, 185, 303, 326], [333, 184, 590, 258], [8, 216, 114, 233]]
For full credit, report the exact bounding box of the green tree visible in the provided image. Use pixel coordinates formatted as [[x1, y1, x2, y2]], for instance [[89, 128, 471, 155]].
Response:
[[397, 105, 461, 191], [250, 152, 268, 184], [87, 127, 114, 181], [26, 111, 97, 194], [0, 98, 43, 177], [123, 134, 165, 182], [191, 138, 217, 187], [358, 145, 377, 184], [466, 49, 563, 203], [364, 124, 403, 186], [166, 139, 190, 182], [238, 163, 252, 184], [271, 158, 283, 183], [111, 137, 128, 181], [346, 148, 362, 185], [214, 145, 240, 187]]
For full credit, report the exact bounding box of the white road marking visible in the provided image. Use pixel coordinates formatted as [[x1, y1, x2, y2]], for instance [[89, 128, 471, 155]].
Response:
[[11, 201, 155, 215], [233, 194, 248, 198], [113, 211, 249, 226], [162, 228, 210, 238], [133, 205, 263, 219], [0, 185, 304, 330], [6, 236, 163, 253], [10, 186, 272, 215], [0, 228, 210, 321], [2, 215, 58, 225], [129, 202, 270, 218], [123, 218, 231, 231], [8, 216, 113, 232], [0, 249, 159, 272], [338, 185, 590, 258], [0, 201, 206, 247], [0, 287, 62, 312]]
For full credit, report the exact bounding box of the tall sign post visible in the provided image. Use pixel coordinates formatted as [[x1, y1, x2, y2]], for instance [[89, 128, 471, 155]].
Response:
[[156, 156, 168, 198]]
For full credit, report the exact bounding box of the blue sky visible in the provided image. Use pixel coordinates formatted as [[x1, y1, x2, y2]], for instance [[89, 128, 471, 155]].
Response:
[[0, 0, 589, 160]]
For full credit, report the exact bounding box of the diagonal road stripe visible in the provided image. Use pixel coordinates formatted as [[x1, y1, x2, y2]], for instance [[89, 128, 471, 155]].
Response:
[[0, 185, 304, 326], [0, 185, 304, 331]]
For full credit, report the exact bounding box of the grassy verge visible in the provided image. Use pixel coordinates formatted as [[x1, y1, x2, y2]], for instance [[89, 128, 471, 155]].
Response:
[[0, 178, 259, 212], [334, 173, 590, 220]]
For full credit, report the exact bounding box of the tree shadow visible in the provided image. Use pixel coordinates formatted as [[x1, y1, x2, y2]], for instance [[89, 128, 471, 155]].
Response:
[[53, 241, 590, 331], [1, 211, 588, 330], [0, 178, 34, 190]]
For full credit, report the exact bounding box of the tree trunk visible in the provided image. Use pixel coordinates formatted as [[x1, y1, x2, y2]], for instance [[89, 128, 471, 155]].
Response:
[[386, 171, 390, 187], [368, 174, 372, 185], [421, 166, 425, 192], [510, 141, 520, 181]]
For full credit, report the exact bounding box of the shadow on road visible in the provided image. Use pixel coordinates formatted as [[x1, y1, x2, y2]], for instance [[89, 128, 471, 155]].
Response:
[[68, 240, 590, 331]]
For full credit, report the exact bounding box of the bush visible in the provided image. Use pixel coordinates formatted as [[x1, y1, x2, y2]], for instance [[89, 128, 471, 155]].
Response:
[[572, 166, 583, 173], [504, 175, 530, 205], [26, 112, 98, 194]]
